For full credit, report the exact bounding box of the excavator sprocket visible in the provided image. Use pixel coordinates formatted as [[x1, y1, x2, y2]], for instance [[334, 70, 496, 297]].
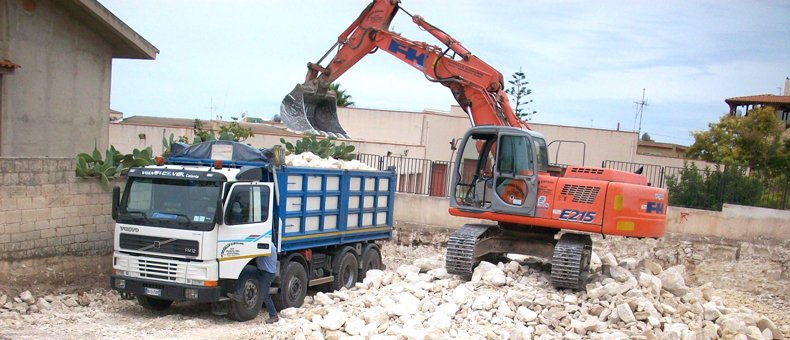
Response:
[[550, 233, 592, 290], [445, 224, 491, 279]]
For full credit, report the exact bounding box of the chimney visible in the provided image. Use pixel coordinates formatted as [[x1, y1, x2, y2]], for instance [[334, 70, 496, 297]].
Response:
[[785, 77, 790, 96]]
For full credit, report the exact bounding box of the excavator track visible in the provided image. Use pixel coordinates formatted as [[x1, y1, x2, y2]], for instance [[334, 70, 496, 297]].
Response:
[[445, 224, 491, 278], [550, 233, 593, 290]]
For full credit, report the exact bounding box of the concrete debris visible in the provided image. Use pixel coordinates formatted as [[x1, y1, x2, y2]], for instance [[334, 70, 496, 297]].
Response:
[[285, 152, 375, 171], [0, 241, 786, 339], [19, 291, 34, 304]]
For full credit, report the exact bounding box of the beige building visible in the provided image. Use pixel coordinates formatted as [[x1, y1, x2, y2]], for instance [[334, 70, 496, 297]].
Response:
[[111, 105, 708, 194], [0, 0, 157, 157]]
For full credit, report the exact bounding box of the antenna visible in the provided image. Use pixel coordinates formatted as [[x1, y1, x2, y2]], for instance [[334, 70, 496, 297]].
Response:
[[633, 88, 649, 136], [206, 98, 217, 121]]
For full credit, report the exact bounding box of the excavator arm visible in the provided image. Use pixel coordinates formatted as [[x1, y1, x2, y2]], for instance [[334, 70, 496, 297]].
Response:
[[280, 0, 528, 137]]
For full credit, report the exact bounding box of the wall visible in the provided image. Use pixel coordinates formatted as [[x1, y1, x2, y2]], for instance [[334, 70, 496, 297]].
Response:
[[393, 193, 790, 241], [0, 158, 115, 260], [1, 0, 112, 157], [109, 121, 426, 161], [668, 204, 790, 240]]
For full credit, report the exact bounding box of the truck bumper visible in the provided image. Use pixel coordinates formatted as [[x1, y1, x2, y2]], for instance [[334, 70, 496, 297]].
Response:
[[110, 275, 222, 303]]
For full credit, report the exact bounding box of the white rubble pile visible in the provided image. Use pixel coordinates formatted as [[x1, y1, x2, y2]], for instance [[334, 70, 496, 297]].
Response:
[[285, 152, 375, 171], [0, 245, 785, 339]]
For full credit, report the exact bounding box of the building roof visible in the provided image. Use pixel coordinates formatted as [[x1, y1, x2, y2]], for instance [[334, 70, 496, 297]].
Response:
[[59, 0, 158, 59], [725, 94, 790, 106], [115, 116, 302, 137], [638, 140, 688, 151]]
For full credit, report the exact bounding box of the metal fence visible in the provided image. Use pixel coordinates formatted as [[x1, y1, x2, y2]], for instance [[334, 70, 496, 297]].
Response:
[[603, 160, 789, 211], [357, 153, 455, 197]]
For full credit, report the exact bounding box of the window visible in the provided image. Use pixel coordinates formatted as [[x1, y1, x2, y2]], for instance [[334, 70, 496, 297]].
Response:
[[498, 135, 533, 176], [226, 186, 270, 225]]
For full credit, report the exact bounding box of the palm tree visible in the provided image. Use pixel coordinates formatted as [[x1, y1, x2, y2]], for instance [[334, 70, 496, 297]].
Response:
[[329, 83, 355, 107]]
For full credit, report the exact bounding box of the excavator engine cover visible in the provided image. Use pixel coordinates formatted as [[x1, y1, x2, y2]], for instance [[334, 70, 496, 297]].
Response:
[[280, 84, 349, 138]]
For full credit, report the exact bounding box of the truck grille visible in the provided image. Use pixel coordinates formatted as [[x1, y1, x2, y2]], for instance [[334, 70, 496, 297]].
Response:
[[119, 234, 199, 257], [560, 184, 600, 204], [133, 258, 182, 281]]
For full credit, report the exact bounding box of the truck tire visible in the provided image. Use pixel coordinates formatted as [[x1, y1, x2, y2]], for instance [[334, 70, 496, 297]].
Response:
[[358, 246, 382, 281], [331, 251, 358, 291], [228, 265, 263, 322], [273, 261, 308, 310], [136, 296, 173, 311]]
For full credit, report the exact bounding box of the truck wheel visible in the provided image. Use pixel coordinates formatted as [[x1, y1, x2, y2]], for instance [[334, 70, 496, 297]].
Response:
[[331, 251, 358, 291], [228, 265, 263, 322], [358, 247, 382, 281], [273, 261, 308, 310], [136, 296, 173, 311]]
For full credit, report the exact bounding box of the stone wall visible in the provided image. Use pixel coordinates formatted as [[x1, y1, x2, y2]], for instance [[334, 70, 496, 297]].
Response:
[[0, 158, 115, 260]]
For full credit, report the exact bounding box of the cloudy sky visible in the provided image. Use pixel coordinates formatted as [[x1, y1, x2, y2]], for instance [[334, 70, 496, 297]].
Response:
[[102, 0, 790, 146]]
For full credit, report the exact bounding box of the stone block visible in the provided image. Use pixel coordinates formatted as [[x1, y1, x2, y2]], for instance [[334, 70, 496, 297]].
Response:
[[50, 207, 65, 219], [69, 226, 84, 235], [5, 222, 20, 233], [11, 233, 27, 243], [16, 197, 32, 208], [80, 216, 93, 225], [40, 228, 56, 239], [65, 206, 78, 217], [6, 210, 21, 223], [34, 208, 51, 220], [74, 234, 87, 243], [61, 235, 75, 246], [0, 233, 10, 244], [3, 173, 19, 185], [20, 222, 36, 233], [25, 186, 41, 197], [35, 220, 50, 231], [31, 197, 47, 207], [47, 237, 61, 247], [0, 198, 17, 212], [56, 227, 70, 237]]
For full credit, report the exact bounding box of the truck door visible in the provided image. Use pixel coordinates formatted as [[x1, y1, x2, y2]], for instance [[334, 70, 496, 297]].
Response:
[[217, 183, 275, 279], [492, 134, 539, 216]]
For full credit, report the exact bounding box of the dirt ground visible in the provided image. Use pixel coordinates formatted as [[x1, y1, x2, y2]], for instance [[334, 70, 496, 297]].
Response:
[[0, 233, 787, 339]]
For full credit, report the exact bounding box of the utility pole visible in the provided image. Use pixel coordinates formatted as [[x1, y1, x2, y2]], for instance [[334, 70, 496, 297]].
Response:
[[633, 88, 648, 136]]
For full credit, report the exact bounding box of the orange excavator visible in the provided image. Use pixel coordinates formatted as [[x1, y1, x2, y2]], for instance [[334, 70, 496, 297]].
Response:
[[281, 0, 666, 289]]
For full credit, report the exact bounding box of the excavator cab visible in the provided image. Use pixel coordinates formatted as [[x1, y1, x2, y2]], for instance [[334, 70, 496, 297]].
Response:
[[280, 83, 349, 138], [451, 126, 542, 217]]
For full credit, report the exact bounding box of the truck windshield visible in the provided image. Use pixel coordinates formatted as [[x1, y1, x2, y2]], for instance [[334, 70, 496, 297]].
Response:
[[118, 177, 221, 231]]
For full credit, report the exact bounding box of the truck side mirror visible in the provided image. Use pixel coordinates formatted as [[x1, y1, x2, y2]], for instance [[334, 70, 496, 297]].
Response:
[[111, 186, 121, 221], [215, 199, 224, 225]]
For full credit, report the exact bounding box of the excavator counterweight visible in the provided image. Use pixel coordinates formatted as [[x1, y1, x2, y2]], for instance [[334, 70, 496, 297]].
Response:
[[280, 84, 349, 138]]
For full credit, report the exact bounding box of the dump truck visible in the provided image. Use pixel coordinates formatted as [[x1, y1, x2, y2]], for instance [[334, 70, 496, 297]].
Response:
[[110, 141, 395, 321]]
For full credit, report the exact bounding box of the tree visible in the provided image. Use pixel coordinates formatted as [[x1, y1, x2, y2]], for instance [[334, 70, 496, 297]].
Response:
[[641, 133, 654, 142], [504, 67, 536, 121], [329, 83, 354, 107], [687, 107, 789, 176], [665, 162, 762, 210]]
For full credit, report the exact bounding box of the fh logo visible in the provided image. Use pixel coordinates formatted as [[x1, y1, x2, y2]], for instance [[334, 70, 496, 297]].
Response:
[[388, 40, 426, 68], [646, 201, 665, 214]]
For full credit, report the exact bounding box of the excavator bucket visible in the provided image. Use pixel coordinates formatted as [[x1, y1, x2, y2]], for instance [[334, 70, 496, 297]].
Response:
[[280, 84, 349, 138]]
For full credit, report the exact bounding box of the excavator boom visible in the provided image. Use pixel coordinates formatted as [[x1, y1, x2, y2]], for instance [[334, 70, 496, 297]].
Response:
[[280, 0, 528, 137]]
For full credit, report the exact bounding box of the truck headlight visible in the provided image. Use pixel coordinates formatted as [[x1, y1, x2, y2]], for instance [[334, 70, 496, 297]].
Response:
[[115, 279, 126, 289], [185, 289, 199, 300]]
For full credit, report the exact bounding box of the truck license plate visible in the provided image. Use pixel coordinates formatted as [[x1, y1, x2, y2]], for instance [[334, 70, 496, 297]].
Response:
[[144, 288, 162, 296]]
